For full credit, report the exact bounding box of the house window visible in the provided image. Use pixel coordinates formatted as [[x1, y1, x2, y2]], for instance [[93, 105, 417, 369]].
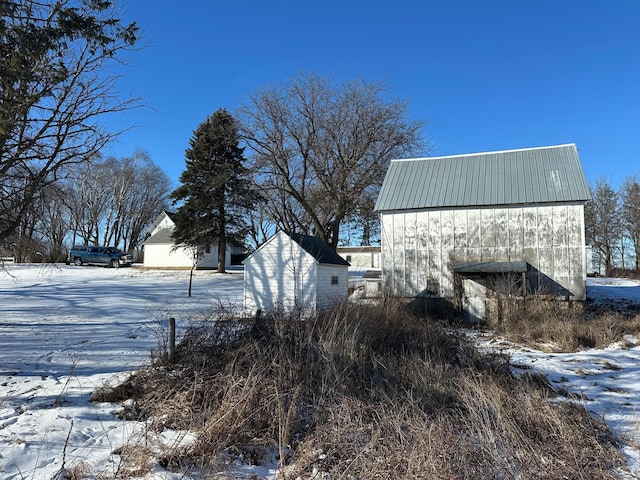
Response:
[[205, 244, 211, 253], [331, 276, 339, 285], [346, 255, 352, 262]]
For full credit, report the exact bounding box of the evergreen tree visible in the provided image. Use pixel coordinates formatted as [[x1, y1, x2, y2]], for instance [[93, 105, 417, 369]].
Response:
[[171, 109, 254, 274]]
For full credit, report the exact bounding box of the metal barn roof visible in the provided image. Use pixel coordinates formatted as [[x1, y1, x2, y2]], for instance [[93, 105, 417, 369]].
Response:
[[374, 144, 591, 212]]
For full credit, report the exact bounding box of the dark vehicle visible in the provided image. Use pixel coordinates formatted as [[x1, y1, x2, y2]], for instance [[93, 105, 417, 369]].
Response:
[[66, 246, 134, 268]]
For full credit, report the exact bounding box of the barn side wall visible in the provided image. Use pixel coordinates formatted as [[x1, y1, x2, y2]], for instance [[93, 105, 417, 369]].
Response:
[[380, 202, 586, 302]]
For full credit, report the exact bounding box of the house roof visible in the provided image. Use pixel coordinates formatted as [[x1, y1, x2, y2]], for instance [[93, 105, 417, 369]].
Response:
[[246, 231, 349, 266], [228, 239, 246, 249], [287, 232, 350, 266], [147, 210, 176, 235], [362, 269, 382, 279], [374, 144, 591, 212], [143, 228, 173, 245]]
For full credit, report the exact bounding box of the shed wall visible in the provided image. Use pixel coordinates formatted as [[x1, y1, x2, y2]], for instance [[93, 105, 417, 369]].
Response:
[[380, 203, 586, 301], [244, 232, 318, 315], [316, 264, 349, 310]]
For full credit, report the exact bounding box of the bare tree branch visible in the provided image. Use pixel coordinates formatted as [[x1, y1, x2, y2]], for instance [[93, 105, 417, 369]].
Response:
[[239, 72, 429, 249]]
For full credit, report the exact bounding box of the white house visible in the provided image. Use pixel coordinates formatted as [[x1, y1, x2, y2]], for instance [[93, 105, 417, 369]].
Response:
[[374, 144, 591, 321], [243, 230, 350, 316], [143, 211, 244, 269]]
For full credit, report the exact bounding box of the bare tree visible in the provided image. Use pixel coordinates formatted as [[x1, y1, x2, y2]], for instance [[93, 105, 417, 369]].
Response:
[[118, 151, 172, 251], [37, 183, 73, 262], [621, 175, 640, 270], [2, 180, 73, 262], [585, 178, 622, 275], [67, 156, 113, 245], [239, 72, 428, 250], [66, 151, 171, 251], [246, 203, 276, 250], [0, 0, 139, 245], [10, 190, 41, 262]]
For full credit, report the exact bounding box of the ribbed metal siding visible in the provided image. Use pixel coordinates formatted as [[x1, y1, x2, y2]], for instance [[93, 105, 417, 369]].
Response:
[[374, 144, 591, 211]]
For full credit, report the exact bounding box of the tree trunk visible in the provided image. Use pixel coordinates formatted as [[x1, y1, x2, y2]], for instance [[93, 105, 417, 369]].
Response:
[[329, 219, 340, 251], [217, 233, 226, 274], [605, 247, 613, 276]]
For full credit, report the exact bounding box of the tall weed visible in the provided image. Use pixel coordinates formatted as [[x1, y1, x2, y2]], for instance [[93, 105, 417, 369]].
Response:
[[489, 293, 640, 351], [96, 300, 627, 478]]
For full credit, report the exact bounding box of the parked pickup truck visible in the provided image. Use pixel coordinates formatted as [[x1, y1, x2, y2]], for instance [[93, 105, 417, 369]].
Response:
[[66, 246, 134, 268]]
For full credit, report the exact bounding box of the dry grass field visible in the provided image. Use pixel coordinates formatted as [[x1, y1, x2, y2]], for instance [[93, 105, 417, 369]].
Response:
[[94, 299, 631, 479]]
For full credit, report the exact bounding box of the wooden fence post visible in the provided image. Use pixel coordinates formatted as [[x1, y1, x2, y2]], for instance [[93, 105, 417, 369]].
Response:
[[168, 317, 176, 364]]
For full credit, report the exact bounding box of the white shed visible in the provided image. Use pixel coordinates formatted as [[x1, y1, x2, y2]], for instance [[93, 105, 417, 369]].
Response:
[[243, 231, 350, 316]]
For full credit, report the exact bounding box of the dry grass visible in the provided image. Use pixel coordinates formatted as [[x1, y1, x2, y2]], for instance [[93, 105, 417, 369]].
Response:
[[93, 300, 628, 479], [488, 293, 640, 352]]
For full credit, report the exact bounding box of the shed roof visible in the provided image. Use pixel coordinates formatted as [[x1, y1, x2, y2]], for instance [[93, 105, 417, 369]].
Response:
[[452, 261, 529, 274], [374, 144, 591, 212], [244, 231, 350, 266], [287, 232, 350, 266]]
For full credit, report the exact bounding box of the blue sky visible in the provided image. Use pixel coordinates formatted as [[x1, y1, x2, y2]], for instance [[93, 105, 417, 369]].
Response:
[[105, 0, 639, 189]]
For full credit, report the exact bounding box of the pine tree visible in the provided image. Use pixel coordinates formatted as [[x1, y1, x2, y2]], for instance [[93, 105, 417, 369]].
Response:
[[171, 109, 255, 274]]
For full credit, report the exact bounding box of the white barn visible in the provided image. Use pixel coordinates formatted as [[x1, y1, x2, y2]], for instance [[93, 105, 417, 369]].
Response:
[[243, 231, 350, 316], [374, 144, 591, 321], [143, 211, 242, 269]]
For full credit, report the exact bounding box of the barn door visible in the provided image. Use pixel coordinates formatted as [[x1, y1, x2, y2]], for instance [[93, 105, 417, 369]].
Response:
[[463, 278, 486, 323]]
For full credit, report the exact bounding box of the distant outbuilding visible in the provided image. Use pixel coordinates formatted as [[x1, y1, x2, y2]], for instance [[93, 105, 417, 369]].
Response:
[[243, 231, 350, 316], [374, 144, 591, 321], [336, 246, 380, 269]]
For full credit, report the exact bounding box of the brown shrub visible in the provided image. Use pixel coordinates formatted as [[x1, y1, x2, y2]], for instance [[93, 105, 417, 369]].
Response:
[[489, 293, 640, 352], [95, 301, 628, 478]]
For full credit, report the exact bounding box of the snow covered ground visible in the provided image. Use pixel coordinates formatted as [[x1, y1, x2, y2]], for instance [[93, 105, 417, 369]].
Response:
[[0, 264, 249, 479], [478, 276, 640, 479], [1, 264, 640, 479]]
